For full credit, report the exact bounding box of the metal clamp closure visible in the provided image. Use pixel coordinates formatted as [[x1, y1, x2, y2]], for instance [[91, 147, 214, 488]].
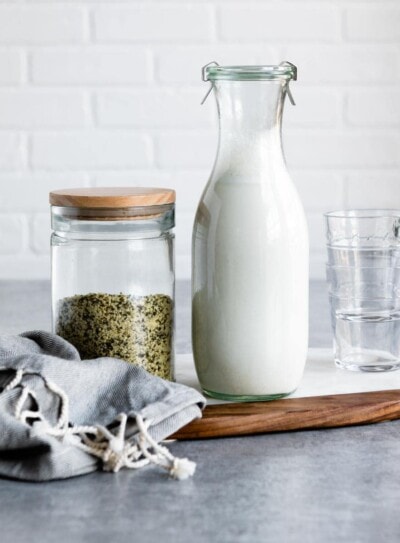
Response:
[[279, 61, 297, 81], [201, 61, 220, 105], [202, 60, 220, 82], [279, 61, 297, 106]]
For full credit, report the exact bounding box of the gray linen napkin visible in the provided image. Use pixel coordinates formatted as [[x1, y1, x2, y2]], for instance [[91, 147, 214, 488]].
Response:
[[0, 331, 205, 482]]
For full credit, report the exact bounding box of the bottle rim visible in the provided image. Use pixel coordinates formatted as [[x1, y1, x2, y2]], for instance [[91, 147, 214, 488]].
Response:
[[325, 209, 400, 220], [204, 62, 297, 82]]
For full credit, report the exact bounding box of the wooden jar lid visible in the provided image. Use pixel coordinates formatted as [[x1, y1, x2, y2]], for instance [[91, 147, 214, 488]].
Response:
[[49, 187, 176, 208]]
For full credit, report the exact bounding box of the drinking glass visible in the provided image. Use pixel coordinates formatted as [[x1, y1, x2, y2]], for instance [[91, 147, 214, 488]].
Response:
[[325, 210, 400, 372]]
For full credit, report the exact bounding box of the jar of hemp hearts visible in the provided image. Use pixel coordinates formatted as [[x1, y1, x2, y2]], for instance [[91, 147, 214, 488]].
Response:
[[50, 187, 175, 380]]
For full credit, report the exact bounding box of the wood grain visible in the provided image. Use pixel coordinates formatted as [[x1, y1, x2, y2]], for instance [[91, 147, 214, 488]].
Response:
[[172, 389, 400, 440], [49, 187, 175, 208]]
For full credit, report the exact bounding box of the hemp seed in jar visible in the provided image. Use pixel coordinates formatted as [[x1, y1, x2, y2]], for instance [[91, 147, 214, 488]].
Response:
[[50, 187, 176, 380]]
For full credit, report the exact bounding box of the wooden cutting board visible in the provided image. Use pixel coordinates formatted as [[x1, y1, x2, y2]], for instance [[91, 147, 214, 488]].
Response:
[[172, 389, 400, 440]]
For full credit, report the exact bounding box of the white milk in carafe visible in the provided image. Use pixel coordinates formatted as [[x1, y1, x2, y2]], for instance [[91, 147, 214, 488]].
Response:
[[192, 157, 309, 397]]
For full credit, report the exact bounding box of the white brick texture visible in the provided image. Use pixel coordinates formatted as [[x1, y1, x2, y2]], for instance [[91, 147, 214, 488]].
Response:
[[0, 1, 397, 280], [94, 5, 214, 42], [286, 89, 340, 128], [0, 215, 26, 256], [345, 8, 400, 41], [0, 50, 23, 85], [31, 213, 50, 255], [0, 7, 85, 45], [0, 91, 87, 128], [32, 132, 151, 170], [346, 90, 400, 127], [285, 132, 400, 168], [0, 134, 24, 170], [31, 49, 150, 85], [345, 173, 400, 209], [96, 90, 213, 128], [219, 6, 340, 41], [0, 173, 90, 211]]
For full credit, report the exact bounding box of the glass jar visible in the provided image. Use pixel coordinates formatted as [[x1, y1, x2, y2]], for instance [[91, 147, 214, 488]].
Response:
[[50, 187, 175, 380], [193, 63, 309, 401]]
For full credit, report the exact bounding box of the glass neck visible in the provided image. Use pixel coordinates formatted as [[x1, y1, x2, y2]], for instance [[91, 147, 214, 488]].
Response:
[[213, 80, 287, 168]]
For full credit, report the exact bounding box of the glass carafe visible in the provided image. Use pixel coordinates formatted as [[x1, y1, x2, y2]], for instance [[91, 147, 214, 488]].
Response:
[[192, 63, 309, 401]]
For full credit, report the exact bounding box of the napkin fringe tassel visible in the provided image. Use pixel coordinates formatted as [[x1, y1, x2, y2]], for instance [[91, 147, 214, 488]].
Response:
[[5, 368, 196, 481]]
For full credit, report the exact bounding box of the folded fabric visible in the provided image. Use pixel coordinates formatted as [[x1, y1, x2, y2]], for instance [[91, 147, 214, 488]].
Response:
[[0, 331, 205, 482]]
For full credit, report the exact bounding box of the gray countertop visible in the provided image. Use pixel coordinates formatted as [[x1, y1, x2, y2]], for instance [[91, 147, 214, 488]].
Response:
[[1, 280, 399, 543]]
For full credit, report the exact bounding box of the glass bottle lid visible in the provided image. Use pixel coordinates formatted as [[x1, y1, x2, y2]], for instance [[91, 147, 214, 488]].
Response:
[[203, 61, 297, 82], [49, 187, 176, 209]]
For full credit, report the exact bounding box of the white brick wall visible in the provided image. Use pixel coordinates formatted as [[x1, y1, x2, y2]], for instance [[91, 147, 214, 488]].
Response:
[[218, 5, 340, 41], [345, 7, 400, 41], [0, 134, 24, 170], [0, 0, 398, 281], [0, 7, 86, 44], [94, 5, 214, 42], [0, 51, 23, 84], [31, 131, 152, 169], [346, 90, 400, 126], [0, 91, 87, 128], [31, 49, 150, 84]]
